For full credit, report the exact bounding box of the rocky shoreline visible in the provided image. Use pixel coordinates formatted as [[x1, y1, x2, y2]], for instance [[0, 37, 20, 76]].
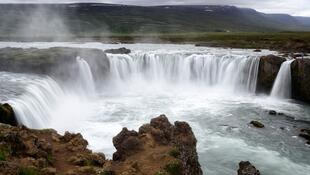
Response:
[[0, 114, 205, 175]]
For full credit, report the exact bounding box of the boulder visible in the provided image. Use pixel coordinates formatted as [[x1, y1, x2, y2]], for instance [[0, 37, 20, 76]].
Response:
[[104, 47, 131, 54], [0, 103, 17, 126], [238, 161, 261, 175], [299, 129, 310, 143], [256, 55, 286, 93], [268, 110, 277, 115], [291, 59, 310, 102], [250, 121, 265, 128]]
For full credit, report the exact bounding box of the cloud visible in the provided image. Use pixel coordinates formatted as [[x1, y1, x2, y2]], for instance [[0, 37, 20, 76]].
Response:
[[0, 0, 309, 16]]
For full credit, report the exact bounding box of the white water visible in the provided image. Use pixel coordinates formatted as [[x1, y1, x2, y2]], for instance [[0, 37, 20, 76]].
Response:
[[271, 60, 295, 99], [0, 43, 309, 175], [76, 56, 96, 96]]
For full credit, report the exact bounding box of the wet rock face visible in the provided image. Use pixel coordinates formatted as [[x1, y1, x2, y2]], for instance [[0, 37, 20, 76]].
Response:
[[113, 114, 203, 175], [0, 103, 18, 126], [238, 161, 261, 175], [256, 55, 286, 93], [104, 47, 131, 54], [291, 59, 310, 103]]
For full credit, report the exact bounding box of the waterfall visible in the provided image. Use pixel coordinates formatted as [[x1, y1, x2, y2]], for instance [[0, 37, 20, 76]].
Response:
[[76, 56, 96, 96], [106, 53, 260, 93], [271, 60, 295, 99], [8, 77, 64, 129]]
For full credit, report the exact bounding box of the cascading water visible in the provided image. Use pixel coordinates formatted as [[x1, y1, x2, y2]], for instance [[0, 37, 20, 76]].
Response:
[[271, 59, 295, 99], [8, 76, 64, 128], [76, 56, 96, 96], [106, 53, 260, 93], [2, 43, 309, 175]]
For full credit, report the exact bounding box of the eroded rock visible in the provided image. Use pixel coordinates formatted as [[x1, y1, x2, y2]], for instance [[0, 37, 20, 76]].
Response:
[[291, 59, 310, 102], [104, 47, 131, 54]]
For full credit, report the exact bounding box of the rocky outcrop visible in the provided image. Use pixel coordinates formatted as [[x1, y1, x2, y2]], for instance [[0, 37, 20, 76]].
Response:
[[0, 115, 202, 175], [104, 47, 131, 54], [0, 103, 17, 126], [291, 59, 310, 102], [256, 55, 286, 93], [238, 161, 261, 175], [109, 115, 203, 175]]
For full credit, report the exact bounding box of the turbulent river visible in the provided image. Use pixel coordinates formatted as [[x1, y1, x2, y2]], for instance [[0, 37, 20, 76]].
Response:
[[0, 43, 310, 175]]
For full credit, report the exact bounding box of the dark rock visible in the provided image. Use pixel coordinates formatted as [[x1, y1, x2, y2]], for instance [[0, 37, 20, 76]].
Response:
[[299, 129, 310, 143], [269, 110, 277, 115], [238, 161, 261, 175], [104, 47, 131, 54], [250, 121, 265, 128], [253, 49, 262, 52], [0, 103, 17, 126], [291, 59, 310, 103], [112, 128, 142, 161], [256, 55, 286, 93]]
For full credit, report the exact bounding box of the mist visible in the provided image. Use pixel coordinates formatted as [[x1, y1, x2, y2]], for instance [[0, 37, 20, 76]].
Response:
[[16, 5, 73, 41]]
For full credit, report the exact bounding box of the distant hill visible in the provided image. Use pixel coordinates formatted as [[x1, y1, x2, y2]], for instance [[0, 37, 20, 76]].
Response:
[[0, 3, 309, 38]]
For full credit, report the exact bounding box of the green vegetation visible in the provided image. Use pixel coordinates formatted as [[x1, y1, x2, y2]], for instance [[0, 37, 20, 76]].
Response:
[[18, 167, 39, 175], [169, 148, 180, 158], [164, 161, 182, 175], [154, 171, 168, 175], [0, 150, 6, 161]]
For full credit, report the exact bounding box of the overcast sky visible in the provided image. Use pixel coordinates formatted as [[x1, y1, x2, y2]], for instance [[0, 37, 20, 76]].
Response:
[[1, 0, 309, 16]]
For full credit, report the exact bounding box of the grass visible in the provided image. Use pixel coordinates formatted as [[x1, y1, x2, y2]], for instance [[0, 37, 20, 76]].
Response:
[[18, 167, 39, 175], [164, 161, 182, 175], [0, 150, 6, 161]]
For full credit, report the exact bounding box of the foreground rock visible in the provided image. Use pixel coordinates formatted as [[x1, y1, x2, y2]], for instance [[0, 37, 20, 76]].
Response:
[[0, 103, 17, 126], [0, 115, 202, 175], [104, 47, 131, 54], [107, 115, 203, 175], [291, 59, 310, 103], [238, 161, 261, 175], [256, 55, 286, 93]]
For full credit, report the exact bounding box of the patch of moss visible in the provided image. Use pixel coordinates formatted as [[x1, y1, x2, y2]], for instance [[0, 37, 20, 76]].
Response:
[[169, 148, 180, 158], [0, 150, 6, 161], [165, 161, 182, 175], [18, 167, 39, 175], [154, 171, 168, 175], [99, 170, 115, 175]]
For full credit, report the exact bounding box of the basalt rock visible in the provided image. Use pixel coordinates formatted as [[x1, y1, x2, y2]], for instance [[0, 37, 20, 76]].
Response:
[[299, 129, 310, 144], [104, 47, 131, 54], [238, 161, 261, 175], [256, 55, 286, 93], [291, 59, 310, 103], [0, 103, 17, 126]]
